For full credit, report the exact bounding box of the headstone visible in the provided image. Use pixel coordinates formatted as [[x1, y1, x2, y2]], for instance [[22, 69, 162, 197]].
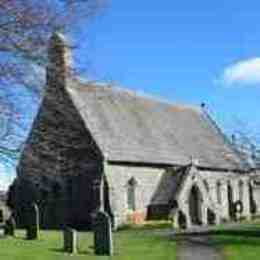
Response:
[[63, 228, 77, 254], [0, 209, 4, 223], [94, 211, 113, 256], [26, 203, 39, 240], [177, 211, 187, 229], [4, 216, 16, 236]]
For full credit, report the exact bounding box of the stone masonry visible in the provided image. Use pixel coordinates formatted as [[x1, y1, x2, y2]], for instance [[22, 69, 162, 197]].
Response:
[[9, 32, 260, 230]]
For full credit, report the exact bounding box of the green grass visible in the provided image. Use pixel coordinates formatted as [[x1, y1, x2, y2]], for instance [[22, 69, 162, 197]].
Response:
[[212, 221, 260, 260], [213, 235, 260, 260], [0, 228, 176, 260]]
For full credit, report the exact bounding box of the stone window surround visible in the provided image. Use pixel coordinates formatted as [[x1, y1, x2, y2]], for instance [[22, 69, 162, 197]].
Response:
[[238, 180, 244, 202], [126, 177, 138, 212], [216, 181, 222, 204]]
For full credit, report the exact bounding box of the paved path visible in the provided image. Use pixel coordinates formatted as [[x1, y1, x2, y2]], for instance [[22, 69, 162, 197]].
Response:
[[152, 222, 247, 237], [173, 222, 243, 236], [176, 236, 222, 260]]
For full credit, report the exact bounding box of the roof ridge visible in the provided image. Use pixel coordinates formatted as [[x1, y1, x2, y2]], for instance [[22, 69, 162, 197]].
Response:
[[69, 79, 202, 113]]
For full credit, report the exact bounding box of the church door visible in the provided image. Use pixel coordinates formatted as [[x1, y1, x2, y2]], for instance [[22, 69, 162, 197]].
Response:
[[189, 185, 203, 225]]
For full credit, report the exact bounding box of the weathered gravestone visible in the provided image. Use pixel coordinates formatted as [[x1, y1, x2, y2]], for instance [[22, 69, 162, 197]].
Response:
[[63, 228, 77, 254], [4, 216, 16, 236], [26, 203, 39, 240], [0, 209, 4, 223], [94, 211, 113, 256], [177, 210, 187, 229]]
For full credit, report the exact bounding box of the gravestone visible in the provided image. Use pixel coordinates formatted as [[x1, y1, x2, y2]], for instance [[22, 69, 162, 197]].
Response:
[[0, 209, 3, 223], [26, 203, 39, 240], [63, 228, 77, 254], [177, 211, 187, 229], [94, 211, 113, 256], [4, 216, 16, 236]]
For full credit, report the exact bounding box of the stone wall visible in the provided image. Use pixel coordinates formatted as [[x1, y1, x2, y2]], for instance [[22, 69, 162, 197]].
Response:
[[104, 163, 253, 228], [13, 81, 103, 228], [197, 169, 250, 220], [175, 165, 251, 227], [250, 171, 260, 216], [253, 187, 260, 214], [104, 163, 179, 227], [0, 200, 11, 224], [12, 34, 104, 229]]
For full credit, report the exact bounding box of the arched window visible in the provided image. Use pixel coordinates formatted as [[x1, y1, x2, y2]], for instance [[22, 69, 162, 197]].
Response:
[[216, 181, 222, 204], [239, 180, 244, 201], [127, 178, 137, 211]]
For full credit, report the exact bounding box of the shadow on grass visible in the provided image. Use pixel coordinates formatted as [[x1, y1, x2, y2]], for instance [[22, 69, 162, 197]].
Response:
[[212, 236, 260, 247], [49, 247, 93, 256], [117, 222, 172, 231], [173, 230, 260, 248], [49, 248, 64, 253], [175, 229, 260, 238]]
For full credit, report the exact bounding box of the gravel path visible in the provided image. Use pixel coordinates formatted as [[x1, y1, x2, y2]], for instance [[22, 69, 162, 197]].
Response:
[[176, 236, 223, 260]]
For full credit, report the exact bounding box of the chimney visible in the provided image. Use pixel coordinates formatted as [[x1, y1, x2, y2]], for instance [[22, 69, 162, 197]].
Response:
[[47, 32, 73, 90]]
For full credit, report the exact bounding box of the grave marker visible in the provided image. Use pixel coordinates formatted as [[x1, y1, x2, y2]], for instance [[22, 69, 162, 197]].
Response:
[[94, 211, 113, 256], [63, 228, 77, 254], [4, 216, 16, 236], [26, 203, 39, 240]]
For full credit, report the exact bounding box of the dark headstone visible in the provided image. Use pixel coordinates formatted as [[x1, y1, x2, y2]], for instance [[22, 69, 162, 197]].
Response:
[[4, 216, 16, 236], [94, 211, 113, 256], [63, 228, 77, 254], [26, 203, 39, 240], [0, 209, 3, 223], [177, 211, 187, 229]]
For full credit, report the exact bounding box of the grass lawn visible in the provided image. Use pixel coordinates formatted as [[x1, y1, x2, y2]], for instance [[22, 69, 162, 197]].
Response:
[[213, 235, 260, 260], [212, 221, 260, 260], [0, 227, 176, 260]]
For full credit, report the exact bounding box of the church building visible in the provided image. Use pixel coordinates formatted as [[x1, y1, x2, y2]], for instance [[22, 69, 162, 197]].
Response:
[[11, 33, 260, 229]]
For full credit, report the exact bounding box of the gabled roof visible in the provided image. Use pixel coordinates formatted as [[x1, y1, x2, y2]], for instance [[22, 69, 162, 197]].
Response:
[[66, 80, 247, 171]]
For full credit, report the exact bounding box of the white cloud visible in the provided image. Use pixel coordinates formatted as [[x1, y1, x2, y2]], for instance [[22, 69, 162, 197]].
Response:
[[221, 57, 260, 86]]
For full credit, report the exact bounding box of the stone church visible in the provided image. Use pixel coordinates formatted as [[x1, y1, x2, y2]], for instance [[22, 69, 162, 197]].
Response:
[[10, 33, 260, 229]]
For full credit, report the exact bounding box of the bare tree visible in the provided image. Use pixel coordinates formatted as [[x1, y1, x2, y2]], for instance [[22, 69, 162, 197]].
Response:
[[0, 0, 105, 165], [0, 0, 104, 93], [230, 118, 260, 168], [0, 93, 21, 165]]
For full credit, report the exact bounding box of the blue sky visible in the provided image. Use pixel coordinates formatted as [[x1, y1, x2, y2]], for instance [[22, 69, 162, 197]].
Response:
[[75, 0, 260, 133], [1, 0, 260, 189]]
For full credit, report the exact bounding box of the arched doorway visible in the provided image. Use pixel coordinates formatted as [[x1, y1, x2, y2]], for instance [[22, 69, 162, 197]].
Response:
[[189, 185, 203, 225]]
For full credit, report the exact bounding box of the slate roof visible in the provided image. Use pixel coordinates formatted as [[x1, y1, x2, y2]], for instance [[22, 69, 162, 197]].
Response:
[[66, 80, 247, 171]]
